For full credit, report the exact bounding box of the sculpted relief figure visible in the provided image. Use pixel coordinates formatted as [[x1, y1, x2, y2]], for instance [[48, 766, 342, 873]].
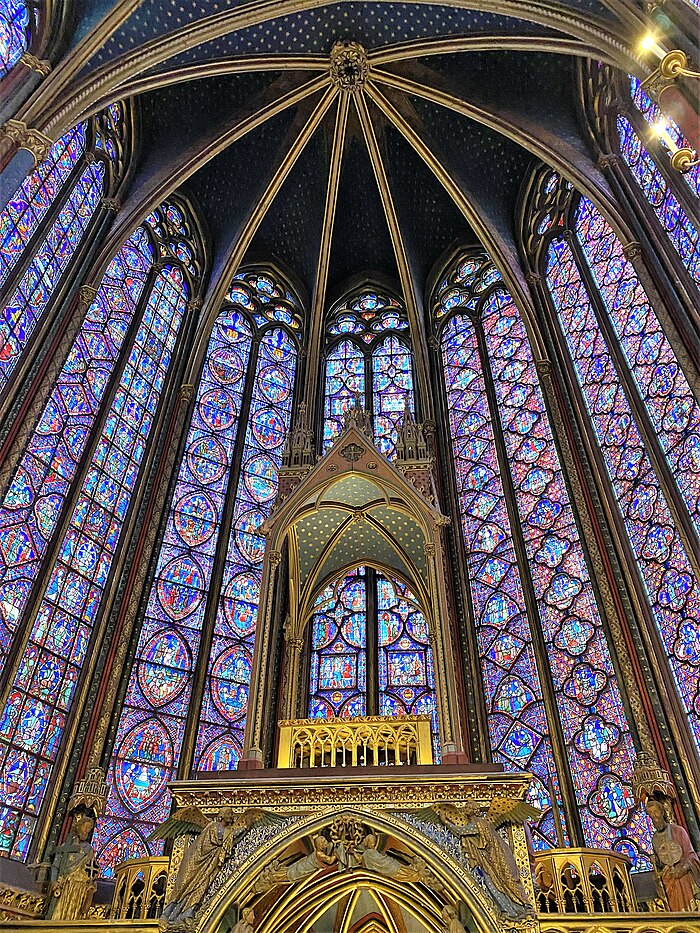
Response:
[[152, 806, 280, 930], [415, 799, 539, 920], [646, 797, 700, 912], [46, 812, 98, 921]]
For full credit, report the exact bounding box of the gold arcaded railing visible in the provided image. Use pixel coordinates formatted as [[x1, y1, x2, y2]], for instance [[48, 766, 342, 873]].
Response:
[[277, 715, 434, 768], [535, 849, 635, 915], [111, 856, 169, 920]]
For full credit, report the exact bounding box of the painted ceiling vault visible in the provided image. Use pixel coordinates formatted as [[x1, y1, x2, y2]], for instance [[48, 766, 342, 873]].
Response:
[[30, 0, 656, 348]]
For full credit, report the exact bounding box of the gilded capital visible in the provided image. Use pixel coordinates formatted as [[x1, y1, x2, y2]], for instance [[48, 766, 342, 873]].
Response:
[[19, 52, 52, 76], [622, 240, 644, 261], [180, 383, 195, 404], [0, 119, 52, 165], [78, 285, 98, 309]]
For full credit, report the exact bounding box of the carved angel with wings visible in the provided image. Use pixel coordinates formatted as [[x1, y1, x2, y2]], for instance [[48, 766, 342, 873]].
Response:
[[152, 806, 284, 930], [413, 799, 539, 920]]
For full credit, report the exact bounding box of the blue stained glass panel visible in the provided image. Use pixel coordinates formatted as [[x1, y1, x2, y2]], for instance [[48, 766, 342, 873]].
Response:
[[0, 228, 153, 673], [0, 0, 30, 78], [324, 339, 364, 450], [309, 569, 367, 719], [1, 159, 105, 390], [0, 124, 87, 290], [546, 235, 700, 759], [372, 336, 414, 458], [194, 327, 297, 770], [95, 308, 253, 873], [0, 261, 187, 859]]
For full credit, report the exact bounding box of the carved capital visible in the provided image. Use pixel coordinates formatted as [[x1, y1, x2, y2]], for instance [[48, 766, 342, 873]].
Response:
[[19, 52, 52, 76], [597, 152, 620, 171], [526, 271, 542, 286], [179, 383, 195, 404], [189, 296, 203, 312], [535, 359, 554, 379], [424, 542, 436, 559], [622, 240, 644, 261], [268, 549, 282, 568], [0, 119, 52, 164], [101, 196, 121, 212], [78, 285, 98, 309]]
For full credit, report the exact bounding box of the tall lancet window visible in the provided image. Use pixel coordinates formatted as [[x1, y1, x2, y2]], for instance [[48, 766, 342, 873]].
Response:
[[0, 105, 128, 392], [0, 0, 32, 78], [528, 170, 700, 768], [615, 76, 699, 291], [436, 250, 651, 864], [308, 568, 438, 746], [96, 269, 302, 874], [323, 288, 414, 458], [0, 200, 201, 861]]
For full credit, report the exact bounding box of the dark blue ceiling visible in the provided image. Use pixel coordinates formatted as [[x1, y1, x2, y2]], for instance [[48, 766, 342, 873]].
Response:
[[80, 0, 612, 72]]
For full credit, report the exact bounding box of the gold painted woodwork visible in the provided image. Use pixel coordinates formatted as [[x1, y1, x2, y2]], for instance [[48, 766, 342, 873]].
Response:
[[534, 849, 636, 915], [111, 856, 169, 920], [276, 714, 434, 768]]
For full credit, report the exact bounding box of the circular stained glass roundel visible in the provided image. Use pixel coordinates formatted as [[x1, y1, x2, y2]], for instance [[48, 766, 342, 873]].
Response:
[[157, 555, 203, 620], [234, 508, 266, 564], [257, 365, 291, 404], [174, 492, 217, 547], [199, 388, 236, 431], [210, 647, 252, 722], [208, 346, 245, 386], [137, 630, 191, 706], [223, 572, 259, 636], [243, 455, 277, 502], [186, 436, 228, 486], [115, 719, 172, 812], [251, 407, 286, 450]]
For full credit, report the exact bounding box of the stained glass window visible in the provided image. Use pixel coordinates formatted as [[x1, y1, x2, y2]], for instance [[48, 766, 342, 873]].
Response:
[[546, 226, 700, 757], [0, 0, 31, 78], [308, 567, 438, 749], [437, 251, 651, 863], [324, 289, 413, 455], [309, 570, 367, 719], [96, 269, 301, 874], [1, 108, 126, 392], [0, 200, 199, 860]]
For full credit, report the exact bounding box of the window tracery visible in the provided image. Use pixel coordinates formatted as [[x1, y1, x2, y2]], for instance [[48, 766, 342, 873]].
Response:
[[526, 165, 700, 809], [323, 289, 414, 457], [308, 568, 438, 745], [0, 199, 201, 861], [96, 269, 302, 874], [0, 105, 128, 392], [435, 250, 651, 864]]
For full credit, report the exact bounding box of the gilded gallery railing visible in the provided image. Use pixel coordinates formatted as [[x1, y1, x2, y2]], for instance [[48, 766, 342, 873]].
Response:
[[534, 849, 636, 914], [277, 715, 434, 768], [111, 856, 169, 920]]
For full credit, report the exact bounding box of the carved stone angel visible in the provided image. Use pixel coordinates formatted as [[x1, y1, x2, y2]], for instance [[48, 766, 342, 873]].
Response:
[[153, 806, 283, 929], [415, 800, 539, 919]]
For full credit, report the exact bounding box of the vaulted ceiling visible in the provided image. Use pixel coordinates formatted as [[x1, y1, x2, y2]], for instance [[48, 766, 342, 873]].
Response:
[[31, 1, 656, 344]]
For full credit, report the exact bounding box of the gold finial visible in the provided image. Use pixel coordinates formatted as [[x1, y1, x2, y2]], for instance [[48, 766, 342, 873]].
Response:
[[631, 751, 675, 805], [330, 41, 369, 91], [68, 767, 109, 816]]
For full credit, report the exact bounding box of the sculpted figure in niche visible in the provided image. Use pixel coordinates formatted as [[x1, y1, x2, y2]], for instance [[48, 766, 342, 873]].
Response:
[[416, 800, 538, 919], [646, 797, 700, 911], [153, 805, 278, 929], [231, 906, 255, 932], [441, 903, 468, 933], [46, 811, 98, 920]]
